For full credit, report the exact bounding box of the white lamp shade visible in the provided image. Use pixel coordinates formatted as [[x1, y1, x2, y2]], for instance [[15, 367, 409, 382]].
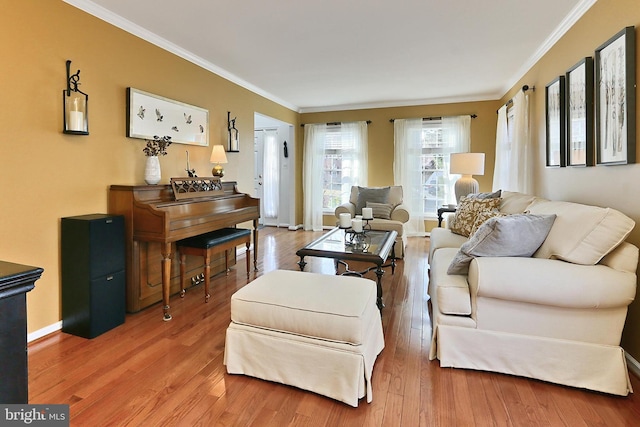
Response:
[[210, 145, 228, 164], [450, 152, 485, 176]]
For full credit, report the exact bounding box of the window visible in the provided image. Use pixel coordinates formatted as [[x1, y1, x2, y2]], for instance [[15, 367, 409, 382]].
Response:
[[419, 120, 464, 216], [393, 115, 470, 236], [322, 124, 367, 212]]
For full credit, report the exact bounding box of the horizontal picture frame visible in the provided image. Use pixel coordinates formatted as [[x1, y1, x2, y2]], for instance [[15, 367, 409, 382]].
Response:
[[566, 57, 594, 167], [126, 88, 209, 147], [545, 76, 566, 167], [595, 26, 636, 165]]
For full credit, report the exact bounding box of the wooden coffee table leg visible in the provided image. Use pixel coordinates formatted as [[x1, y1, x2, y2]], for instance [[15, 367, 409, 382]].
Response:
[[375, 264, 385, 310]]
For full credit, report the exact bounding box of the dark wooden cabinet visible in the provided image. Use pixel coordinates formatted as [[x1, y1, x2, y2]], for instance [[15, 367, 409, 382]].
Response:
[[61, 214, 125, 338], [0, 261, 43, 403]]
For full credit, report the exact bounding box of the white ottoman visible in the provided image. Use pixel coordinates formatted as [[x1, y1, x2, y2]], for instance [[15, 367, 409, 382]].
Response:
[[223, 270, 385, 407]]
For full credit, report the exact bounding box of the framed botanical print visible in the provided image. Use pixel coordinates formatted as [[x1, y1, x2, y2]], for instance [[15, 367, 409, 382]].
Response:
[[566, 57, 594, 167], [595, 26, 636, 165], [545, 76, 566, 167]]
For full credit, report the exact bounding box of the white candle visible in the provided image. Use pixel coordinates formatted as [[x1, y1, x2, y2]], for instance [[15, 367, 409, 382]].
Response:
[[362, 207, 373, 220], [69, 111, 84, 131], [339, 213, 351, 228], [352, 218, 363, 233]]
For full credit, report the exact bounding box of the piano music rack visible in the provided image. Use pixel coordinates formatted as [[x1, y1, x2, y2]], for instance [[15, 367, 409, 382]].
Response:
[[170, 177, 224, 201]]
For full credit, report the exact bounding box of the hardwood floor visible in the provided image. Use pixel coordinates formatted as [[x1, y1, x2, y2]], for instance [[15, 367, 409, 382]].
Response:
[[29, 227, 640, 426]]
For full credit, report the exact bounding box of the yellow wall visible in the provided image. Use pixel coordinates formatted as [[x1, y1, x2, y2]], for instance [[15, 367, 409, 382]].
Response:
[[0, 1, 298, 333], [300, 100, 500, 230], [500, 0, 640, 359]]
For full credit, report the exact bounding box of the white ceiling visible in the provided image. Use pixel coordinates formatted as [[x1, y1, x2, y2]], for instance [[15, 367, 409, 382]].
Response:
[[66, 0, 595, 113]]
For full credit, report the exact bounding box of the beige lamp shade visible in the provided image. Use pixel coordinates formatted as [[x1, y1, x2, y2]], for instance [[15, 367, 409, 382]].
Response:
[[210, 145, 228, 177], [450, 152, 485, 203]]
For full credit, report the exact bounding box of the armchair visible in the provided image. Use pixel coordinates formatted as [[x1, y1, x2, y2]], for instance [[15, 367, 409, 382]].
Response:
[[335, 186, 409, 258]]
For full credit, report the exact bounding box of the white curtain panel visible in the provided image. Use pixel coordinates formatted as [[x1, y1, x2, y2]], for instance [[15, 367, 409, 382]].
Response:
[[263, 129, 279, 219], [339, 121, 369, 193], [393, 118, 426, 237], [303, 123, 327, 231], [493, 91, 533, 193], [493, 105, 510, 191], [442, 115, 471, 205]]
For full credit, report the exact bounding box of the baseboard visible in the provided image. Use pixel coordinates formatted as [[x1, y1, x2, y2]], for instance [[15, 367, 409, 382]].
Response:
[[28, 321, 62, 343], [627, 351, 640, 379]]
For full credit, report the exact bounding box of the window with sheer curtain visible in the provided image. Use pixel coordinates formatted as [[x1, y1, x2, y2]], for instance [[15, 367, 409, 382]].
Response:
[[303, 121, 368, 231], [394, 116, 470, 236]]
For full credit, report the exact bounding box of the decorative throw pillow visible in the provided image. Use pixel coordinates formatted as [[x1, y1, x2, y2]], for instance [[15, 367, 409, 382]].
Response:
[[470, 209, 507, 236], [449, 196, 501, 237], [356, 187, 390, 215], [366, 201, 393, 220], [447, 213, 557, 275]]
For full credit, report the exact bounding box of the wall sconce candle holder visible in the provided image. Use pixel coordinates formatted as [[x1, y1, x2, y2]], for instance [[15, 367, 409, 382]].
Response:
[[227, 111, 239, 152], [63, 60, 89, 135]]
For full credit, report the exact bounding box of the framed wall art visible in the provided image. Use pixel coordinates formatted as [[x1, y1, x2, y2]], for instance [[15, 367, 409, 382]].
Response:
[[126, 88, 209, 147], [595, 26, 636, 165], [545, 76, 566, 167], [566, 57, 594, 167]]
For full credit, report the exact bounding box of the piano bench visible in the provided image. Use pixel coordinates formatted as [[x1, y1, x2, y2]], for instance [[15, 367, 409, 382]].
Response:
[[176, 228, 251, 302]]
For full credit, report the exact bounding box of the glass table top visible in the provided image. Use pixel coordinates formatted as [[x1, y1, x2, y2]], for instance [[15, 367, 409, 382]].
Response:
[[300, 227, 392, 256]]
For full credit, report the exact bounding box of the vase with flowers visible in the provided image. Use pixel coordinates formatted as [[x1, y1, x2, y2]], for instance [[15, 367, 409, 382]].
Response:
[[143, 135, 172, 185]]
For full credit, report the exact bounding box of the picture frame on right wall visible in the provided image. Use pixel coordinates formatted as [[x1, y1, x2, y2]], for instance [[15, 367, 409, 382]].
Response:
[[545, 76, 566, 167], [595, 26, 636, 165], [566, 57, 594, 167]]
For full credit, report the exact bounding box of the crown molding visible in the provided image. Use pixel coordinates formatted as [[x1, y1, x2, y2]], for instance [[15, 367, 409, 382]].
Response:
[[63, 0, 299, 112], [499, 0, 597, 98]]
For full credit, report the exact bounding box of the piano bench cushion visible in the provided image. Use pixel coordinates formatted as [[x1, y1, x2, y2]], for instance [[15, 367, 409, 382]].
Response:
[[176, 228, 251, 249]]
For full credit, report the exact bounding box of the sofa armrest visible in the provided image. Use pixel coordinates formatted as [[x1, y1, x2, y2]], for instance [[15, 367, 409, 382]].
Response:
[[468, 256, 637, 309], [390, 204, 410, 223], [335, 202, 355, 218]]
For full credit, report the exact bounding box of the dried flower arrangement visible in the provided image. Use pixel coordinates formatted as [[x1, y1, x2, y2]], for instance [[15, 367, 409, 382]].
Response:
[[143, 135, 172, 156]]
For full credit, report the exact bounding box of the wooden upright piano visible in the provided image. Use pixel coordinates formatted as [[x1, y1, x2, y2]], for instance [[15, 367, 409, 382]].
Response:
[[108, 179, 259, 320]]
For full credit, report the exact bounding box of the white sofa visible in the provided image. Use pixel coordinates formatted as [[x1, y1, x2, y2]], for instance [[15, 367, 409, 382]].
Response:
[[428, 191, 638, 396], [335, 186, 409, 258]]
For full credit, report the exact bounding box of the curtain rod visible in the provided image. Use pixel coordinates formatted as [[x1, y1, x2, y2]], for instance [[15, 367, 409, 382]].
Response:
[[300, 120, 372, 127], [389, 114, 477, 123], [499, 84, 535, 111]]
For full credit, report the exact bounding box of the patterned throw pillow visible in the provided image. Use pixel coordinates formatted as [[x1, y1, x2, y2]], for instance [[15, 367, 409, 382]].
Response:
[[366, 201, 393, 220], [470, 210, 507, 236], [450, 196, 501, 237]]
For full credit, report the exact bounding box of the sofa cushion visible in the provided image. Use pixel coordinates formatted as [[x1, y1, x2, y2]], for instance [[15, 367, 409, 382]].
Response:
[[448, 214, 556, 275], [528, 199, 635, 265], [450, 196, 501, 237], [500, 191, 541, 214], [366, 201, 393, 220], [355, 186, 390, 215]]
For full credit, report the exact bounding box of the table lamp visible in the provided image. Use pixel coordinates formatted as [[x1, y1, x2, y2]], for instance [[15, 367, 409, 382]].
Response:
[[450, 152, 485, 203], [210, 144, 228, 177]]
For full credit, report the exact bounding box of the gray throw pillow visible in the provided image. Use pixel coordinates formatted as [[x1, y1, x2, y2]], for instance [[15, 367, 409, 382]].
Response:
[[356, 186, 390, 215], [467, 189, 502, 199], [447, 213, 557, 275]]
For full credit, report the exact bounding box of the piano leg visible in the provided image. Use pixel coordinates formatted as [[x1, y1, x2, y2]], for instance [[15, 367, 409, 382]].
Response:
[[161, 243, 173, 321]]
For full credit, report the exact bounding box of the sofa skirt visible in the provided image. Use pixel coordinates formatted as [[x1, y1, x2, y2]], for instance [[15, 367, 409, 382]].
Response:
[[434, 324, 633, 396]]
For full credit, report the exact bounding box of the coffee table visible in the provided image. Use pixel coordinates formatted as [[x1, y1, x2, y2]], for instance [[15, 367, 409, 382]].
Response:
[[296, 227, 397, 310]]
